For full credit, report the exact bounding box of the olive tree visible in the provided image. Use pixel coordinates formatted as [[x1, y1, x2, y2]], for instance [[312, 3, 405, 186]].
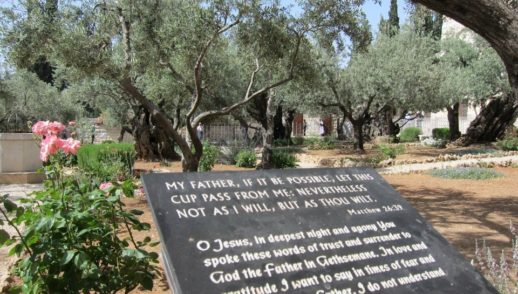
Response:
[[412, 0, 518, 144]]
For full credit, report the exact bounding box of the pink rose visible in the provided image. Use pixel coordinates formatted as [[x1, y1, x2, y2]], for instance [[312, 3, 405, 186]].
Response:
[[99, 182, 113, 190], [39, 135, 64, 161], [47, 121, 66, 135], [32, 121, 50, 136], [61, 138, 81, 155]]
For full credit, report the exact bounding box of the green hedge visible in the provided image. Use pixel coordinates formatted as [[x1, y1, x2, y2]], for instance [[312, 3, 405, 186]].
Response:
[[432, 128, 450, 140], [399, 127, 422, 142], [77, 143, 135, 181], [496, 137, 518, 151]]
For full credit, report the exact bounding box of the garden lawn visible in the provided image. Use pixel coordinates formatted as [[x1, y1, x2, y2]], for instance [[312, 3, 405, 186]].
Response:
[[124, 165, 518, 293]]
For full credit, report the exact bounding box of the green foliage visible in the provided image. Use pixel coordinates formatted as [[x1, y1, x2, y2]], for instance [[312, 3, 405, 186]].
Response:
[[0, 70, 80, 132], [472, 222, 518, 294], [273, 138, 291, 147], [50, 150, 78, 167], [496, 138, 518, 151], [272, 150, 298, 169], [377, 144, 405, 159], [0, 169, 158, 293], [234, 150, 257, 168], [432, 128, 450, 140], [399, 127, 422, 142], [77, 143, 135, 181], [307, 136, 336, 150], [428, 167, 503, 180], [292, 137, 304, 145], [198, 141, 219, 172]]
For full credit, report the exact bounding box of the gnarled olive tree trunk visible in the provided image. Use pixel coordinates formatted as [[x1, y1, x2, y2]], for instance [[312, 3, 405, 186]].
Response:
[[130, 107, 182, 161]]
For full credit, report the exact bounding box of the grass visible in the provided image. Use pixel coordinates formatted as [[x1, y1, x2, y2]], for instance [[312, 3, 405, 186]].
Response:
[[428, 167, 503, 180]]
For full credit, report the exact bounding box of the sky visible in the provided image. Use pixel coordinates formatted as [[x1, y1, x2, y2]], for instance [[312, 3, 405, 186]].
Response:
[[362, 0, 409, 35]]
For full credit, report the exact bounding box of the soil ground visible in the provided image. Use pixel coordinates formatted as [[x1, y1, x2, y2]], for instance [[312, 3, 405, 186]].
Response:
[[127, 155, 518, 293], [3, 145, 516, 293]]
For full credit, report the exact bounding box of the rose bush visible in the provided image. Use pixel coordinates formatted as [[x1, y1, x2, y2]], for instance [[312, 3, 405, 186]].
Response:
[[32, 120, 81, 162], [0, 121, 159, 293]]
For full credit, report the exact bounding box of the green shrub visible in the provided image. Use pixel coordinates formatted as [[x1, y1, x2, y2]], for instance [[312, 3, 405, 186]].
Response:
[[234, 150, 257, 168], [399, 127, 422, 142], [272, 150, 298, 168], [292, 137, 304, 145], [199, 141, 219, 172], [432, 128, 450, 141], [273, 138, 291, 147], [77, 143, 135, 181], [377, 144, 405, 159], [308, 136, 336, 150], [428, 167, 503, 180], [496, 137, 518, 151], [0, 170, 158, 293], [101, 140, 116, 144]]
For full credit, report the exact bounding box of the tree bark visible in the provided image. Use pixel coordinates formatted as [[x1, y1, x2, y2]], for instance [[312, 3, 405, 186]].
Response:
[[412, 0, 518, 145], [284, 109, 296, 142], [336, 114, 345, 140], [131, 107, 181, 161], [446, 103, 461, 141], [259, 94, 276, 169], [352, 119, 365, 151], [119, 78, 198, 171], [456, 94, 518, 145], [273, 105, 285, 141], [378, 105, 400, 141]]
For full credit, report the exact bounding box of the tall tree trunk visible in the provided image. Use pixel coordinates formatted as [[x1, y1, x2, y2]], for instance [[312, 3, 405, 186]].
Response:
[[284, 109, 296, 142], [234, 116, 250, 144], [273, 105, 285, 140], [379, 105, 400, 141], [352, 119, 365, 151], [336, 115, 345, 140], [412, 0, 518, 145], [446, 103, 461, 141], [259, 94, 276, 169]]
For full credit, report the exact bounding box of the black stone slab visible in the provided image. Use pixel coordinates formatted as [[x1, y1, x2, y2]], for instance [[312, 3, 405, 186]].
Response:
[[142, 168, 497, 294]]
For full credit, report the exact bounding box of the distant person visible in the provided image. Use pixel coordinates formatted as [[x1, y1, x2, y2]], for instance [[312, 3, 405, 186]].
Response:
[[91, 125, 96, 144], [319, 119, 325, 136], [303, 119, 307, 136], [197, 123, 204, 141]]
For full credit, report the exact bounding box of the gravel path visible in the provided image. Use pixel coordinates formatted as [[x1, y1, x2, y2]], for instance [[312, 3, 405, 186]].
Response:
[[0, 184, 42, 291]]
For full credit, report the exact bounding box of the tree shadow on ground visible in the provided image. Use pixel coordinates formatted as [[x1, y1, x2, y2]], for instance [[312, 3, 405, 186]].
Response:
[[391, 184, 518, 259]]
